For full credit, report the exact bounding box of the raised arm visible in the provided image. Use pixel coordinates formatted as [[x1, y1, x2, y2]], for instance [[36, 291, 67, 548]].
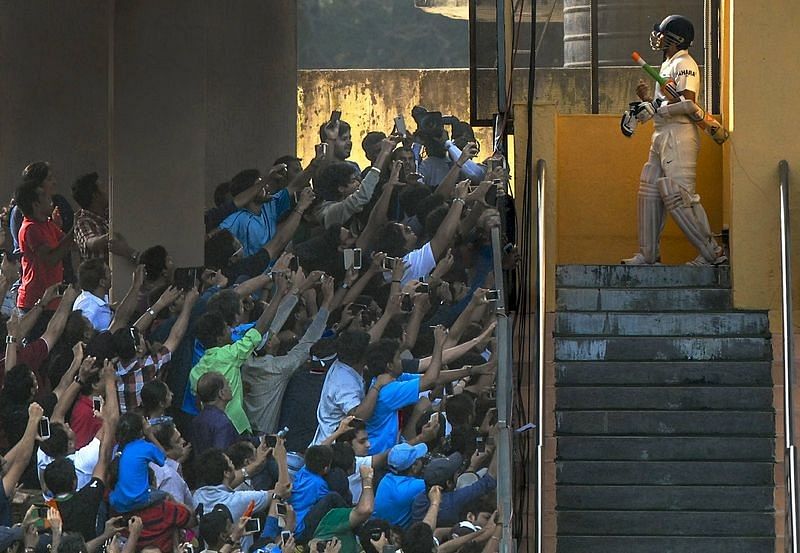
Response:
[[41, 284, 80, 347], [368, 293, 402, 343], [17, 282, 60, 339], [132, 285, 181, 334], [419, 326, 447, 391], [108, 265, 145, 333], [264, 187, 316, 260], [403, 292, 431, 352], [422, 486, 442, 530], [162, 288, 200, 353], [350, 464, 375, 527], [445, 288, 488, 347], [3, 403, 44, 497], [350, 372, 394, 421], [92, 359, 120, 483], [417, 321, 496, 371], [355, 161, 402, 251], [429, 181, 468, 261], [51, 352, 97, 423], [435, 142, 479, 200]]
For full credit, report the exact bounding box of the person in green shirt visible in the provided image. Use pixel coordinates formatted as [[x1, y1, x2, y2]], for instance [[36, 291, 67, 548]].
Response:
[[310, 465, 376, 553], [190, 280, 293, 434]]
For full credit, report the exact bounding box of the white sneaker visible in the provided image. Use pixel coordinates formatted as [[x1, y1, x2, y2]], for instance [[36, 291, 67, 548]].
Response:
[[686, 251, 728, 266]]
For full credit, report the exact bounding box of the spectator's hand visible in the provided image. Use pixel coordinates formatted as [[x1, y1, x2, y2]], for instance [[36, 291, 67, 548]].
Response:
[[274, 433, 287, 459], [100, 357, 116, 383], [268, 163, 288, 180], [61, 284, 80, 304], [471, 288, 490, 306], [369, 251, 386, 272], [107, 535, 124, 553], [475, 321, 497, 350], [387, 160, 403, 187], [178, 441, 192, 464], [41, 282, 62, 305], [335, 415, 357, 436], [184, 287, 201, 307], [5, 312, 22, 340], [22, 520, 38, 549], [473, 361, 497, 377], [432, 324, 448, 345], [47, 507, 62, 535], [470, 448, 492, 470], [324, 119, 340, 142], [375, 373, 395, 389], [273, 252, 293, 274], [636, 78, 652, 102], [320, 274, 335, 305], [133, 264, 146, 289], [420, 415, 440, 442], [385, 294, 403, 316], [52, 206, 63, 229], [297, 187, 316, 212], [467, 180, 492, 205], [128, 516, 143, 538], [210, 269, 229, 288], [343, 266, 359, 287], [71, 340, 85, 361], [299, 270, 324, 293], [391, 259, 409, 281], [281, 533, 296, 553], [230, 512, 248, 543], [380, 136, 401, 154], [78, 355, 98, 383], [431, 248, 455, 280], [256, 437, 272, 464], [358, 463, 374, 481], [428, 485, 443, 506], [458, 142, 479, 165], [274, 271, 290, 296], [103, 516, 125, 538], [324, 537, 342, 553], [155, 285, 181, 309], [453, 179, 470, 201], [413, 292, 431, 313], [28, 402, 44, 427]]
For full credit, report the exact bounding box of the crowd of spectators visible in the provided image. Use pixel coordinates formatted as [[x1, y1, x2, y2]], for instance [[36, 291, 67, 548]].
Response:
[[0, 106, 515, 553]]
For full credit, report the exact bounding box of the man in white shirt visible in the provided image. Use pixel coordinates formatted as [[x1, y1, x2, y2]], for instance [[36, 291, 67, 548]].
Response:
[[622, 14, 725, 267], [72, 258, 113, 331]]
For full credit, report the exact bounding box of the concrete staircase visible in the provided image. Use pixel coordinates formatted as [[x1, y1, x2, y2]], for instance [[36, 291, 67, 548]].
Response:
[[554, 265, 776, 553]]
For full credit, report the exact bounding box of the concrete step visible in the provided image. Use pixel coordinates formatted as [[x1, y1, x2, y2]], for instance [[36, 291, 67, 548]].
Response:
[[557, 436, 775, 461], [556, 387, 774, 411], [555, 461, 774, 485], [557, 510, 774, 537], [555, 311, 769, 336], [557, 536, 774, 553], [556, 264, 731, 288], [555, 361, 773, 386], [557, 485, 774, 511], [554, 336, 772, 362], [557, 288, 731, 311], [555, 411, 775, 436]]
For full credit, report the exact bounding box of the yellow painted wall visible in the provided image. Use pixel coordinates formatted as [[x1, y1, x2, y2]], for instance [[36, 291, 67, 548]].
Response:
[[726, 0, 800, 324], [555, 115, 724, 265]]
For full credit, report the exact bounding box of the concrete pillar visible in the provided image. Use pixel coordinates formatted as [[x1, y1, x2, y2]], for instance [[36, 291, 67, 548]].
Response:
[[0, 1, 297, 296]]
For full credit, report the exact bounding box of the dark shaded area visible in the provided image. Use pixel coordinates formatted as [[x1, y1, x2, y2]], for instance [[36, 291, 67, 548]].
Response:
[[298, 0, 468, 69]]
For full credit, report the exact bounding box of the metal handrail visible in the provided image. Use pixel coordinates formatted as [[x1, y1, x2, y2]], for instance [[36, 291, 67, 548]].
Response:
[[535, 159, 546, 553], [779, 159, 799, 553]]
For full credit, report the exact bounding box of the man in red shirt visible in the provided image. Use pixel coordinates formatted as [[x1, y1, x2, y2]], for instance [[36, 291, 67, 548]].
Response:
[[15, 181, 73, 326]]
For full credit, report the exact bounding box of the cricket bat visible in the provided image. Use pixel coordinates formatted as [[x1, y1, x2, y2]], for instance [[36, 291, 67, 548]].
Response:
[[632, 51, 730, 145]]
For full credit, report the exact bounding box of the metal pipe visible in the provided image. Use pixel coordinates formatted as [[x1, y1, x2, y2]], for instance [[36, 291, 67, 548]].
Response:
[[779, 159, 798, 552], [590, 0, 599, 113], [496, 0, 507, 115], [491, 224, 514, 552], [535, 159, 546, 553]]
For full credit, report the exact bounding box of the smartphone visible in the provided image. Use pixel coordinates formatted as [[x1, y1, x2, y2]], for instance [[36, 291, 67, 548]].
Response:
[[92, 396, 103, 412], [316, 541, 329, 553], [183, 544, 196, 553], [382, 257, 398, 271], [57, 282, 69, 294], [343, 248, 362, 271], [394, 115, 407, 138], [476, 436, 486, 453], [174, 267, 201, 291], [382, 546, 398, 553], [401, 293, 413, 312], [416, 283, 430, 294], [316, 143, 328, 157], [244, 517, 261, 535], [485, 289, 499, 301], [281, 531, 292, 545], [485, 185, 498, 207], [39, 416, 50, 440], [265, 434, 278, 448], [35, 504, 49, 519], [276, 502, 288, 517], [330, 110, 341, 123], [289, 256, 299, 273], [487, 158, 503, 172]]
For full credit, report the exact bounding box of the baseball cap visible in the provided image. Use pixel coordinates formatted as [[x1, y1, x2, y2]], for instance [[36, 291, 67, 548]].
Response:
[[199, 504, 234, 546], [423, 452, 463, 487], [388, 443, 428, 472]]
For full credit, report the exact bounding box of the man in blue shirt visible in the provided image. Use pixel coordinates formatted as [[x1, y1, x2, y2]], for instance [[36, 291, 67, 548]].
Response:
[[219, 169, 292, 257], [289, 445, 333, 538], [373, 443, 429, 528]]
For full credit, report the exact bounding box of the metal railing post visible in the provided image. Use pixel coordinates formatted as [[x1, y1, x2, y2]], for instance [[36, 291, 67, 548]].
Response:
[[779, 159, 798, 553]]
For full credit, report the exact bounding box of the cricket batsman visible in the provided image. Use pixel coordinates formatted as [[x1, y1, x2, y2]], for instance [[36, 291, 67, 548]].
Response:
[[621, 15, 727, 266]]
